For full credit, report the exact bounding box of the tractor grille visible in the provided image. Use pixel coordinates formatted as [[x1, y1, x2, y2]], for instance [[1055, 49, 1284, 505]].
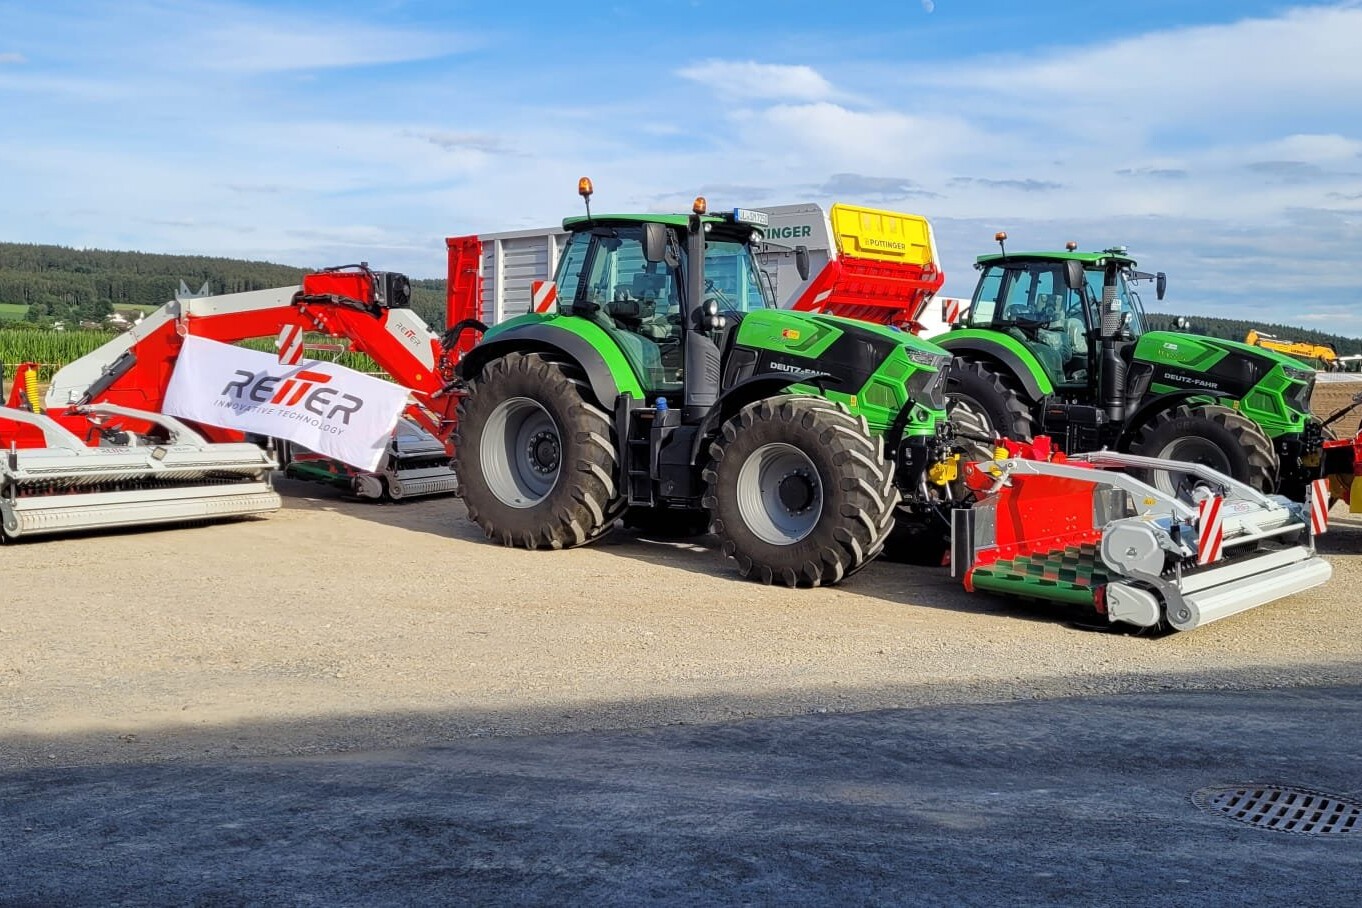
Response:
[[905, 366, 947, 410], [1192, 785, 1362, 836]]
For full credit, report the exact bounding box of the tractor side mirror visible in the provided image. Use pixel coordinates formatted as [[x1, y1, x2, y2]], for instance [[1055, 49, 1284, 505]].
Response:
[[1156, 271, 1167, 301], [1064, 259, 1085, 292], [643, 222, 667, 264], [795, 245, 810, 281]]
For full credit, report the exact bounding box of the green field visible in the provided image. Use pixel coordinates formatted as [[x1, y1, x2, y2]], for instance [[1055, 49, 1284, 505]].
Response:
[[0, 303, 27, 321], [1, 328, 381, 383]]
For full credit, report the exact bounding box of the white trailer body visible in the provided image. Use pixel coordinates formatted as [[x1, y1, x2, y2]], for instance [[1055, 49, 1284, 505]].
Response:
[[470, 226, 569, 325], [457, 203, 953, 332]]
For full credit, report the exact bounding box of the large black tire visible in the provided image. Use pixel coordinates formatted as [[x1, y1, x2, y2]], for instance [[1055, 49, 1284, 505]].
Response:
[[943, 361, 1035, 456], [701, 396, 899, 587], [455, 352, 624, 549], [1127, 403, 1278, 495]]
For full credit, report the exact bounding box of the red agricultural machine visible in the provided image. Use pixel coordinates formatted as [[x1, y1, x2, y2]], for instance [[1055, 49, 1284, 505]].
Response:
[[1, 264, 483, 540]]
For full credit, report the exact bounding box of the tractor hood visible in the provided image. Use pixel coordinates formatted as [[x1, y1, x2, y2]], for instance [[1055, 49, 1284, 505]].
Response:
[[1138, 330, 1317, 377], [1135, 330, 1316, 436]]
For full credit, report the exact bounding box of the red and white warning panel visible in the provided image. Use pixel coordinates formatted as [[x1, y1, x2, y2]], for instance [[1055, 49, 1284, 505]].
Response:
[[531, 280, 558, 314], [1197, 496, 1224, 565], [277, 324, 304, 365], [1309, 477, 1330, 535], [941, 296, 963, 325]]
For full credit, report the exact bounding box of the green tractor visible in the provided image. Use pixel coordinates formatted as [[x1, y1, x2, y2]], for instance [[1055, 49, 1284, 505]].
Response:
[[453, 185, 960, 586], [936, 237, 1322, 500]]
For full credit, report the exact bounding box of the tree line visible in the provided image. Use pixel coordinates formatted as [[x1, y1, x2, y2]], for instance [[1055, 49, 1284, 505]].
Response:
[[0, 242, 448, 329], [1144, 314, 1362, 357]]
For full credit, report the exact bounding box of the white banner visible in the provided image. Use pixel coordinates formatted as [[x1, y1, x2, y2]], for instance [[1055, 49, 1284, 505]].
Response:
[[163, 335, 409, 472]]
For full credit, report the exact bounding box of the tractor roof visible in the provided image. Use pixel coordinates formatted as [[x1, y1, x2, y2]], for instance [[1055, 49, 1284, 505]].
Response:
[[976, 249, 1139, 268], [562, 213, 743, 232]]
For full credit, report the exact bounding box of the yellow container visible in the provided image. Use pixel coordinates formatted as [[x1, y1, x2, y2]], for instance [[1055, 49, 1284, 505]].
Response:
[[829, 203, 936, 266]]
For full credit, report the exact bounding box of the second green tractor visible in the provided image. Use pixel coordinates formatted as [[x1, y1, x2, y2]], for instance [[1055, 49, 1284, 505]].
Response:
[[936, 238, 1324, 501]]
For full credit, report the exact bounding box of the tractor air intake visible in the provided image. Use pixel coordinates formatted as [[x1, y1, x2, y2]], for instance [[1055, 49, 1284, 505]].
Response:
[[1098, 277, 1127, 423]]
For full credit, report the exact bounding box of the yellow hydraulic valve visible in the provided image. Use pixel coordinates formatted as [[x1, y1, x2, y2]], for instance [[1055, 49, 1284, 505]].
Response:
[[928, 454, 960, 486]]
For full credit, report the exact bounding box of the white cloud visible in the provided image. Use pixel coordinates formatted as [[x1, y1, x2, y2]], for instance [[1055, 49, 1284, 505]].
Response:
[[193, 16, 460, 73], [0, 52, 26, 64], [678, 60, 834, 102], [929, 4, 1362, 121], [741, 102, 981, 177]]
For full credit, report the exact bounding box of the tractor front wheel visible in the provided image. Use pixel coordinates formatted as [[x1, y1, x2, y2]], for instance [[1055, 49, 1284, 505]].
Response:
[[943, 361, 1034, 455], [702, 397, 899, 587], [1128, 403, 1278, 496], [455, 352, 623, 549]]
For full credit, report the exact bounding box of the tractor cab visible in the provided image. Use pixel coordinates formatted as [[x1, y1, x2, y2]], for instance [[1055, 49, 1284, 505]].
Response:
[[553, 209, 775, 397], [963, 240, 1161, 392]]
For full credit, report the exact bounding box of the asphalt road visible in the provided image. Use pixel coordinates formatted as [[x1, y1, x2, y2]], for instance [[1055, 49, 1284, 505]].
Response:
[[4, 684, 1360, 907]]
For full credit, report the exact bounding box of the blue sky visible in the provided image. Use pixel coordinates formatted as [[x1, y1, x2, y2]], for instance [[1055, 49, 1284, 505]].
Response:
[[2, 1, 1361, 332]]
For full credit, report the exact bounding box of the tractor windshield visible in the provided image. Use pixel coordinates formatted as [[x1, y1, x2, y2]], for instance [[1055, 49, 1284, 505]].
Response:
[[699, 238, 776, 314], [968, 262, 1095, 385], [969, 262, 1089, 332], [969, 261, 1145, 335], [555, 226, 684, 392]]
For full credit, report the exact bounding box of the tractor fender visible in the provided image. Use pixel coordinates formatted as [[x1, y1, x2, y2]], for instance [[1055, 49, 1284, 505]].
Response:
[[457, 323, 639, 410], [934, 334, 1054, 402], [690, 370, 833, 463], [1115, 389, 1219, 447]]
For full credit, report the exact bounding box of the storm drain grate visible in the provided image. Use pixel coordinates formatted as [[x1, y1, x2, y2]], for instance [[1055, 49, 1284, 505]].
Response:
[[1192, 785, 1362, 836]]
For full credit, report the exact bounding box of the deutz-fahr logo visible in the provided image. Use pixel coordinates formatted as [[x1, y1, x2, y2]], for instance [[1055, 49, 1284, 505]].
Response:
[[767, 360, 808, 374], [221, 369, 364, 428], [1158, 369, 1221, 392]]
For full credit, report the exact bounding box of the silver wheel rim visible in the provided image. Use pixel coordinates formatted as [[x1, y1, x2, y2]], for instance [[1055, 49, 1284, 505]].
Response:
[[736, 443, 823, 545], [1152, 437, 1233, 497], [481, 397, 561, 508]]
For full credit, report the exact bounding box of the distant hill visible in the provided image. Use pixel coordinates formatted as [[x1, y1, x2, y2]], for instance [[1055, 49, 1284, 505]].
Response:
[[1145, 313, 1362, 357], [0, 242, 448, 329]]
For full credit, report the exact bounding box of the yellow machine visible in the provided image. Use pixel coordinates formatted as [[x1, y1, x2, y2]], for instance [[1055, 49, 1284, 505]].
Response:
[[1245, 329, 1339, 370]]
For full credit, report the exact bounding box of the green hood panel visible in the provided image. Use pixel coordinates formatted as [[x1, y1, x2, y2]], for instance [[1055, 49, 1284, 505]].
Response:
[[733, 309, 950, 436], [1134, 331, 1314, 436], [1137, 331, 1313, 372]]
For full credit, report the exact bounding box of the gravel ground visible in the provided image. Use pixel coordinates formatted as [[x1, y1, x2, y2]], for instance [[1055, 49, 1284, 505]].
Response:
[[3, 473, 1360, 771], [4, 379, 1361, 903], [3, 380, 1359, 765]]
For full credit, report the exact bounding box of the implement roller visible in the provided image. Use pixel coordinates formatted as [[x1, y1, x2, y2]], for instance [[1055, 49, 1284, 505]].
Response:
[[1, 402, 280, 542], [953, 441, 1332, 631]]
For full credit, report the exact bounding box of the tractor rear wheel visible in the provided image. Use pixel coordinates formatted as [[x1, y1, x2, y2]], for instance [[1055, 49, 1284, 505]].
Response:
[[1128, 403, 1278, 496], [702, 396, 899, 587], [455, 352, 624, 549], [943, 361, 1034, 455]]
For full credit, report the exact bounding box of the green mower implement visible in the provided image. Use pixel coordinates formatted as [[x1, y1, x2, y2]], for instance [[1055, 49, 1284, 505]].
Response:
[[454, 184, 961, 586], [935, 236, 1322, 501]]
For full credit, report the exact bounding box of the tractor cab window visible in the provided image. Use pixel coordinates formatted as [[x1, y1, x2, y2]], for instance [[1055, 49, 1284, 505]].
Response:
[[555, 227, 682, 393], [968, 262, 1091, 386], [699, 238, 775, 315], [1088, 269, 1146, 336]]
